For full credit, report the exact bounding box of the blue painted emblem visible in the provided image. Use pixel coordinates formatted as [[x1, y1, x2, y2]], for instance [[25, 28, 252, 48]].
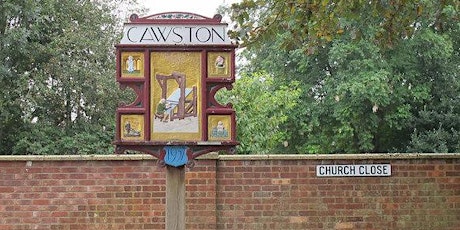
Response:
[[164, 146, 188, 167]]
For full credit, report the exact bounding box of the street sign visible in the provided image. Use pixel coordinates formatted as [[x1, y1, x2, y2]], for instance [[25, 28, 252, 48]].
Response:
[[316, 164, 391, 177]]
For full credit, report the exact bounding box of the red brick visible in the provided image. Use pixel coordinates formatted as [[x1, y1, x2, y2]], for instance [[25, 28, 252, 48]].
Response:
[[32, 199, 50, 205], [446, 171, 460, 176], [0, 187, 14, 193], [51, 211, 68, 217], [222, 161, 243, 166], [235, 166, 253, 172], [96, 192, 114, 198], [61, 167, 79, 173], [69, 173, 87, 180], [188, 178, 207, 184]]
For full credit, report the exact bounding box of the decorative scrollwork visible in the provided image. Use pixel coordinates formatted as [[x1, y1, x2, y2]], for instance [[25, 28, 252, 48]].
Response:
[[146, 12, 207, 20], [208, 84, 233, 108], [118, 83, 143, 108]]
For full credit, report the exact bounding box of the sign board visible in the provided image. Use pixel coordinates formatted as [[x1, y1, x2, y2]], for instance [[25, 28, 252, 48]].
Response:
[[114, 12, 238, 167], [316, 164, 391, 177], [120, 24, 231, 45]]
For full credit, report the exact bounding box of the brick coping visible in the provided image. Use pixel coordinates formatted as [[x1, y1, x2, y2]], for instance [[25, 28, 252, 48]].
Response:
[[0, 153, 458, 161]]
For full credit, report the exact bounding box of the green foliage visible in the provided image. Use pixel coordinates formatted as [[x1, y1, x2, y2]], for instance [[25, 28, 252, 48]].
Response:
[[390, 28, 459, 153], [217, 72, 301, 154], [229, 0, 459, 51], [13, 122, 115, 155], [0, 0, 142, 155], [298, 40, 394, 153], [226, 0, 459, 153]]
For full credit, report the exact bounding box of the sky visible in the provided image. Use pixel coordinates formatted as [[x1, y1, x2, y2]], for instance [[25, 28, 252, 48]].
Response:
[[139, 0, 240, 18]]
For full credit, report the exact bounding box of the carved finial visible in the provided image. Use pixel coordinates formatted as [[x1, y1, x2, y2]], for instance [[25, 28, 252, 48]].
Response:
[[129, 14, 139, 22], [213, 14, 223, 21]]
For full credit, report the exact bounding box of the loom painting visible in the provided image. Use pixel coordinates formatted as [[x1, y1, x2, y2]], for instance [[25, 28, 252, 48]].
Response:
[[151, 52, 201, 141]]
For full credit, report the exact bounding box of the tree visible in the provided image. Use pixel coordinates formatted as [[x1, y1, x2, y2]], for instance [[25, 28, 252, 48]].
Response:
[[226, 0, 459, 153], [217, 72, 301, 154], [0, 0, 144, 154], [402, 28, 460, 153], [0, 0, 43, 154], [229, 0, 458, 51]]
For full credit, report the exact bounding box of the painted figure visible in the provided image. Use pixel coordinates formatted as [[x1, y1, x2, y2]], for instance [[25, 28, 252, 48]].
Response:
[[211, 121, 228, 138], [124, 121, 131, 135], [126, 55, 135, 72], [215, 55, 225, 68], [156, 98, 171, 122], [124, 121, 140, 137]]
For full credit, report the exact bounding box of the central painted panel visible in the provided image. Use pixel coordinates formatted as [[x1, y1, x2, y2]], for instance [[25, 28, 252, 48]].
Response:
[[150, 52, 202, 141]]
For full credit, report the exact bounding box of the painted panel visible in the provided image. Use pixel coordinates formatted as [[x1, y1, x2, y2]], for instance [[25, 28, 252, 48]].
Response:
[[151, 52, 201, 141], [120, 114, 144, 141], [208, 115, 232, 141], [207, 52, 231, 78], [121, 52, 144, 78]]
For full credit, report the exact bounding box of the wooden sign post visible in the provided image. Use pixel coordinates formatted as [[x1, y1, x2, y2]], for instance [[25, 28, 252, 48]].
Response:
[[166, 166, 185, 230], [114, 12, 238, 229]]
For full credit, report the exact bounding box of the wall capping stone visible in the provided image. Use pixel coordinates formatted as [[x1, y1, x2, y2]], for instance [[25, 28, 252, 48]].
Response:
[[0, 154, 154, 161], [217, 153, 460, 160], [0, 153, 458, 161]]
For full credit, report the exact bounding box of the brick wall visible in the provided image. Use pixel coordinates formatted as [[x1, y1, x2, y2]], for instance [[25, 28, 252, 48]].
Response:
[[0, 154, 459, 229]]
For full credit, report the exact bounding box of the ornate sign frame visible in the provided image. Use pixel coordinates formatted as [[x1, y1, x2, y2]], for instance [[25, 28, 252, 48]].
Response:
[[114, 12, 238, 167]]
